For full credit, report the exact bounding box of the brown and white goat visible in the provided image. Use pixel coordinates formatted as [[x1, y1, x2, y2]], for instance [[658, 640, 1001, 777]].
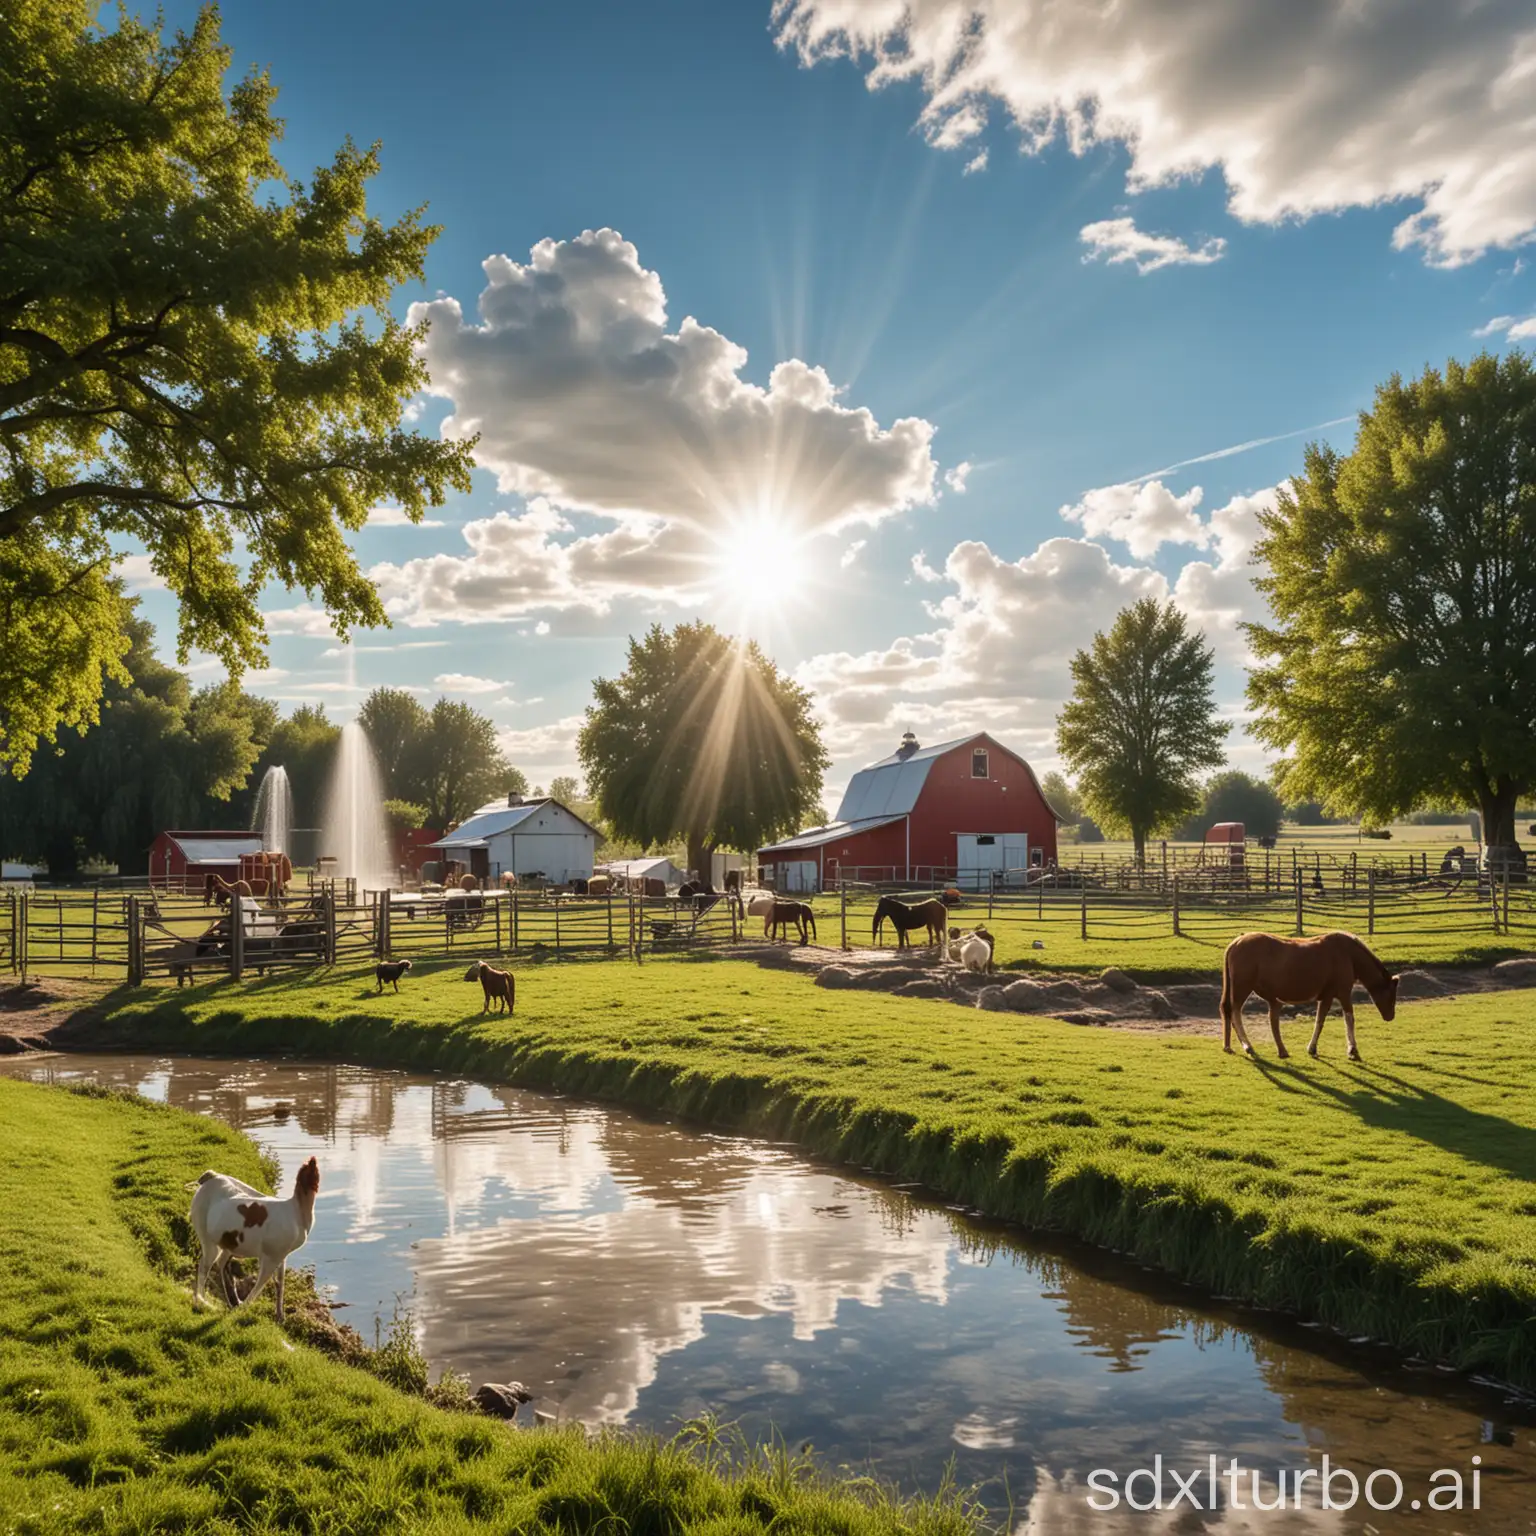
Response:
[[189, 1157, 320, 1320]]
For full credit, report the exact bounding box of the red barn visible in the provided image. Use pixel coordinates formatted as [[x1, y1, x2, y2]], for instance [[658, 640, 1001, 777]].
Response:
[[758, 732, 1061, 893], [149, 830, 265, 892]]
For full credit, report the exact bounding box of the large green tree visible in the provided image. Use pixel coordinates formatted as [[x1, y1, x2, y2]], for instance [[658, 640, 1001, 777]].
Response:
[[357, 687, 431, 801], [578, 622, 828, 882], [0, 1, 474, 775], [1247, 352, 1536, 872], [0, 612, 267, 873], [1056, 598, 1229, 866], [414, 698, 524, 830], [1175, 770, 1285, 841]]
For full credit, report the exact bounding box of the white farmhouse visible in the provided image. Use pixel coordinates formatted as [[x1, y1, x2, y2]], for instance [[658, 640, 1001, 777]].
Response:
[[428, 795, 598, 885]]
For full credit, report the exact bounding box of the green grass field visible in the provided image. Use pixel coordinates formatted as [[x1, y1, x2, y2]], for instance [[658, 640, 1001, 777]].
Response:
[[80, 953, 1536, 1389], [0, 1075, 979, 1536]]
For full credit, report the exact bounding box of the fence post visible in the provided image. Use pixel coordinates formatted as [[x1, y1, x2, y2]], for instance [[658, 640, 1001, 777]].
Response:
[[323, 890, 336, 967], [1294, 871, 1304, 936], [1172, 874, 1181, 937], [127, 895, 143, 987], [92, 886, 100, 966], [231, 897, 244, 981], [1080, 880, 1088, 940], [381, 893, 392, 960], [1367, 868, 1375, 936], [18, 892, 27, 982], [494, 895, 502, 955], [607, 892, 614, 952], [512, 890, 520, 952], [555, 898, 561, 955], [840, 879, 848, 951], [1502, 864, 1511, 936]]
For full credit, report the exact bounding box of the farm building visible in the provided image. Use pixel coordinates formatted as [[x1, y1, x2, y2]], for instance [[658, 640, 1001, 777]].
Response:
[[758, 731, 1061, 892], [428, 795, 598, 885], [597, 855, 686, 890], [149, 830, 266, 891]]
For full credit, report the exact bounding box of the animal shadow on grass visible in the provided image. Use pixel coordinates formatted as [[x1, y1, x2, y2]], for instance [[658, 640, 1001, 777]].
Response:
[[1287, 1060, 1536, 1183]]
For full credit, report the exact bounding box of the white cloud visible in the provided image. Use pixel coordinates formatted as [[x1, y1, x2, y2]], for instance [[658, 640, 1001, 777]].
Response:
[[910, 550, 944, 582], [398, 229, 936, 621], [943, 460, 972, 493], [116, 553, 167, 590], [1079, 217, 1226, 274], [774, 0, 1536, 266], [262, 605, 336, 638], [799, 486, 1277, 776], [1060, 480, 1209, 560], [963, 149, 988, 176], [433, 673, 509, 695], [534, 620, 551, 635], [495, 714, 584, 776], [365, 505, 445, 529], [840, 538, 868, 569], [1475, 313, 1536, 340], [320, 641, 450, 657]]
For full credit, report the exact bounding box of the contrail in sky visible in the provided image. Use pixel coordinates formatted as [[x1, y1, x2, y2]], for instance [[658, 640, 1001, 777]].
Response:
[[1128, 413, 1357, 485]]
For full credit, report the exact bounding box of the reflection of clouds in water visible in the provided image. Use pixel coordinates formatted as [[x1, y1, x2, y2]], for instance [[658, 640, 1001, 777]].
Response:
[[413, 1158, 953, 1423], [953, 1411, 1016, 1449]]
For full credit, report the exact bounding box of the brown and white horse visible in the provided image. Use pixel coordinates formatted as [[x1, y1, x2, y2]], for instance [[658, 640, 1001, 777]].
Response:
[[1220, 931, 1398, 1062]]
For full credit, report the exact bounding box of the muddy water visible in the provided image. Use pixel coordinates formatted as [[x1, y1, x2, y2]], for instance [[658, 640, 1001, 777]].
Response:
[[5, 1053, 1532, 1534]]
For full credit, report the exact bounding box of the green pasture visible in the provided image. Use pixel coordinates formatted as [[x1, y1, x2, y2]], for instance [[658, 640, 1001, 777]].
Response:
[[81, 955, 1536, 1388], [0, 1075, 978, 1536]]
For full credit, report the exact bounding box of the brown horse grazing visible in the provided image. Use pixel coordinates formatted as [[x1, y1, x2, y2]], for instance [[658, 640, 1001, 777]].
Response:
[[768, 900, 816, 944], [873, 895, 947, 950], [1220, 931, 1398, 1062]]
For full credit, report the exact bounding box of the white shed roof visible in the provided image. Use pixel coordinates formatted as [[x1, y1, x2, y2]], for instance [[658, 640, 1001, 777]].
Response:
[[430, 797, 601, 849], [597, 856, 685, 882]]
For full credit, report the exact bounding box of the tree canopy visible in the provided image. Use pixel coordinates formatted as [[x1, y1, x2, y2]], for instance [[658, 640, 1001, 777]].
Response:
[[577, 622, 828, 881], [0, 1, 474, 775], [1055, 598, 1228, 865], [0, 612, 270, 872], [1175, 770, 1285, 841], [355, 688, 525, 829], [1247, 351, 1536, 869]]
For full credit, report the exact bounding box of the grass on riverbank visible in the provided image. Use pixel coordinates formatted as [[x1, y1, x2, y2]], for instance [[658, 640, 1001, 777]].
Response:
[[0, 1075, 980, 1536], [79, 955, 1536, 1391]]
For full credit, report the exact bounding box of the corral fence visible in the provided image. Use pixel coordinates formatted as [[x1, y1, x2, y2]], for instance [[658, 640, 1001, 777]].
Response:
[[2, 882, 751, 984], [831, 865, 1535, 950]]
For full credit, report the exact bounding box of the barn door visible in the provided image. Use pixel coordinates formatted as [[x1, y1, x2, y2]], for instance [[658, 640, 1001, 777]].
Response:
[[956, 835, 1005, 892]]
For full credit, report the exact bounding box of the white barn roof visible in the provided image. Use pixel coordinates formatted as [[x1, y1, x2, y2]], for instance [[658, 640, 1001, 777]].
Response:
[[430, 797, 600, 849], [166, 832, 264, 864], [597, 856, 685, 883]]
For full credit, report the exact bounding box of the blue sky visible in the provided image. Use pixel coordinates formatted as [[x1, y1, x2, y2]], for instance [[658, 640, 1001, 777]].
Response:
[[130, 0, 1536, 807]]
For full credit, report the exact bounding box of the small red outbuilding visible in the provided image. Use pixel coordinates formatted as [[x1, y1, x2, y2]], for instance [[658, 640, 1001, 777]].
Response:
[[149, 830, 266, 892], [758, 732, 1061, 893]]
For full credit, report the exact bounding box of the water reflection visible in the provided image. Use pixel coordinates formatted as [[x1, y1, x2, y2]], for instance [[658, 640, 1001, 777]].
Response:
[[4, 1055, 1532, 1534]]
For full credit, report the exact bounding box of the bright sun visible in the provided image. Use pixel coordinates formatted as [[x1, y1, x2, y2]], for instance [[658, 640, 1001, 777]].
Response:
[[709, 516, 810, 609]]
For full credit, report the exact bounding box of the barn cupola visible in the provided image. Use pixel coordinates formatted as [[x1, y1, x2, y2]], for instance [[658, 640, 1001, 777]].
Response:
[[895, 731, 920, 761], [507, 792, 524, 807]]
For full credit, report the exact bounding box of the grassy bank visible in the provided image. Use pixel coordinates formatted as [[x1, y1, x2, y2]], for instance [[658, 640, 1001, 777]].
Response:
[[0, 1075, 979, 1535], [76, 956, 1536, 1391]]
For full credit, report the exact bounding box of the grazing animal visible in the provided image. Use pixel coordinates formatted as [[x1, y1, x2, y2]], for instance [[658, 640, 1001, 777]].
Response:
[[743, 890, 777, 935], [204, 874, 254, 908], [768, 900, 816, 944], [375, 959, 413, 993], [1220, 931, 1398, 1062], [190, 1158, 320, 1319], [945, 926, 995, 971], [587, 874, 612, 896], [873, 895, 948, 950], [465, 960, 516, 1014], [500, 871, 519, 891]]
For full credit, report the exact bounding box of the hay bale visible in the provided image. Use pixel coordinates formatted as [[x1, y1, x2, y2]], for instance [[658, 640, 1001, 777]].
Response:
[[1492, 957, 1536, 984], [893, 978, 947, 999], [1394, 969, 1449, 998], [815, 966, 860, 990], [1098, 966, 1137, 993], [1145, 990, 1180, 1020], [976, 986, 1010, 1011]]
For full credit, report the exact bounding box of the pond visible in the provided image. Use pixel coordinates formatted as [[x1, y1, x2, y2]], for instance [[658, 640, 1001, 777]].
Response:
[[5, 1053, 1533, 1534]]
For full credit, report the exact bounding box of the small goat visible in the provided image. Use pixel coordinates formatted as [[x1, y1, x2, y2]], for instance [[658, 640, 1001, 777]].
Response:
[[375, 958, 413, 993], [465, 960, 515, 1014], [190, 1157, 320, 1320], [946, 925, 996, 972]]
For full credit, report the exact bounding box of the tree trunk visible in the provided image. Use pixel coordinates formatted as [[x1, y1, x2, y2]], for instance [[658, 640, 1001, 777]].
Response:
[[1479, 784, 1528, 879], [686, 834, 717, 888], [1132, 828, 1147, 870]]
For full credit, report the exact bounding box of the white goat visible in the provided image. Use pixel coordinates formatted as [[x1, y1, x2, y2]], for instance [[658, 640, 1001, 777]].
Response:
[[945, 925, 995, 972], [743, 890, 777, 935], [189, 1156, 320, 1320]]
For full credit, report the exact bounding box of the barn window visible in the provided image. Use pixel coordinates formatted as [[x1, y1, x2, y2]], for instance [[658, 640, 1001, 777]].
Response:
[[976, 835, 995, 846], [971, 748, 989, 779]]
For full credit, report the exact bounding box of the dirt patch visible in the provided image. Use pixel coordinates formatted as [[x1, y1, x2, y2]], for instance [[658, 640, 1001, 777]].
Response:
[[0, 977, 113, 1051]]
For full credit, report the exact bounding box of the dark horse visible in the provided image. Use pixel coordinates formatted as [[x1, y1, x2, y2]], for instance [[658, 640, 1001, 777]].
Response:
[[1220, 930, 1399, 1062], [768, 900, 816, 944], [872, 895, 947, 950]]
